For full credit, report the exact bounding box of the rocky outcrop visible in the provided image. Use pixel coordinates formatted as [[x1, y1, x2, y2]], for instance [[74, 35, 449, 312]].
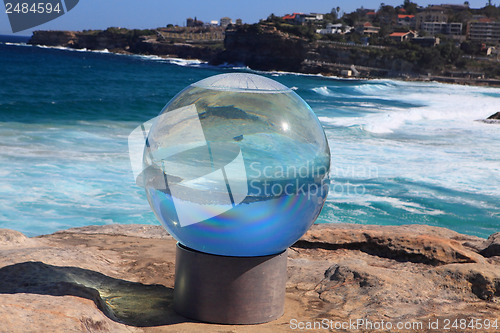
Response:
[[133, 36, 221, 61], [212, 26, 416, 76], [27, 28, 500, 85], [481, 232, 500, 257], [30, 30, 133, 51], [29, 30, 78, 47], [487, 112, 500, 120], [0, 224, 498, 332], [29, 29, 219, 61], [28, 28, 411, 76], [480, 112, 500, 124], [213, 26, 307, 72], [296, 224, 486, 265]]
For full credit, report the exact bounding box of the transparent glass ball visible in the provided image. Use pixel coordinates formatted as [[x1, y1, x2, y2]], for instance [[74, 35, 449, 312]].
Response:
[[143, 73, 330, 256]]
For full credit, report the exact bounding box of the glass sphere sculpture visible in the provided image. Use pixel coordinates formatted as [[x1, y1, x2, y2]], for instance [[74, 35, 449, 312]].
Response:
[[142, 73, 330, 256]]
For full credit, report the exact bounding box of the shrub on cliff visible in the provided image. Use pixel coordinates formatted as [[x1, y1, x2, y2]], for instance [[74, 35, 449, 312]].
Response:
[[102, 27, 156, 44], [437, 42, 463, 65]]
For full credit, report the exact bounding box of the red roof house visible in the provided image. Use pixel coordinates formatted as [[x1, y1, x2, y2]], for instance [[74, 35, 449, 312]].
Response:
[[389, 30, 417, 41]]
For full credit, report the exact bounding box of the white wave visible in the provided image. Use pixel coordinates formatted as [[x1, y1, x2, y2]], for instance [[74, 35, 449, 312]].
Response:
[[318, 116, 357, 127], [319, 82, 500, 133], [329, 193, 445, 215], [312, 86, 334, 97], [32, 44, 197, 64], [366, 97, 497, 133], [3, 42, 29, 47], [248, 68, 346, 80], [380, 197, 445, 215], [362, 113, 408, 133], [164, 57, 205, 67], [92, 48, 111, 54], [353, 82, 399, 95], [7, 40, 234, 72], [35, 44, 112, 54], [357, 102, 379, 108]]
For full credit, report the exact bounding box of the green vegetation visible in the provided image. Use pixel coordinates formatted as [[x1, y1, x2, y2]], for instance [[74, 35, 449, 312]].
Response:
[[80, 28, 157, 43], [235, 23, 264, 35], [275, 24, 318, 40], [402, 0, 419, 15], [265, 15, 319, 40], [473, 4, 500, 18], [104, 27, 156, 38], [99, 27, 157, 44], [256, 2, 500, 78]]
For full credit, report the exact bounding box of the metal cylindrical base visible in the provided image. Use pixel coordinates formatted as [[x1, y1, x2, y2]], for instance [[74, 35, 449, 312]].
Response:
[[173, 243, 287, 324]]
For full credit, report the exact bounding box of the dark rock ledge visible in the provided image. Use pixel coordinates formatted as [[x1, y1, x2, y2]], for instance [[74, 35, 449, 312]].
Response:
[[0, 223, 498, 332], [479, 112, 500, 124], [488, 112, 500, 120]]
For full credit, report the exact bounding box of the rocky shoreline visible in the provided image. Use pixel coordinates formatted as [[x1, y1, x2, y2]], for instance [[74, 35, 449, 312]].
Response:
[[28, 29, 222, 63], [27, 29, 500, 87], [0, 223, 498, 332]]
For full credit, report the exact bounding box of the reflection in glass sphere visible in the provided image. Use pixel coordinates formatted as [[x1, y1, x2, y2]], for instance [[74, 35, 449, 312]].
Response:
[[142, 73, 330, 256]]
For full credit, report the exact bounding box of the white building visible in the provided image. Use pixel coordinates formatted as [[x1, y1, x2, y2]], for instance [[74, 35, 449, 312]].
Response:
[[283, 13, 323, 25], [304, 13, 323, 22], [467, 20, 500, 43], [316, 23, 352, 35], [220, 17, 232, 27], [203, 20, 219, 27]]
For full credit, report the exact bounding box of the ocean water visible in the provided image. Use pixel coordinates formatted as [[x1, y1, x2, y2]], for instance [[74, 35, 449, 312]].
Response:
[[1, 36, 499, 238]]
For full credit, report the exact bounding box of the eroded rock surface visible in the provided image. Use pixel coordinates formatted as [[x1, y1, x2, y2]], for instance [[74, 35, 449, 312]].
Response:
[[481, 232, 500, 258], [0, 224, 498, 332]]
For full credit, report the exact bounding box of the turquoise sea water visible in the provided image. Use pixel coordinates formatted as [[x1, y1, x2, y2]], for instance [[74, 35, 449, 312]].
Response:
[[1, 36, 499, 238]]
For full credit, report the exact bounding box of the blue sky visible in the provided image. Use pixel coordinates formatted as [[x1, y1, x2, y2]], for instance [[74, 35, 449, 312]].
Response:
[[0, 0, 494, 35]]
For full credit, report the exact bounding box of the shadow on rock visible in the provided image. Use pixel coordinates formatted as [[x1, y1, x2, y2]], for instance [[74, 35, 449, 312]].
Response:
[[0, 261, 190, 327]]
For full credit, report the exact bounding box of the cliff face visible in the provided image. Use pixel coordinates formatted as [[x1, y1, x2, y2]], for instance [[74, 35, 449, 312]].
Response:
[[29, 30, 78, 47], [29, 30, 220, 61], [307, 42, 415, 74], [28, 28, 419, 77], [33, 28, 500, 83], [132, 36, 221, 61], [30, 30, 131, 50], [212, 26, 417, 76], [213, 26, 307, 72]]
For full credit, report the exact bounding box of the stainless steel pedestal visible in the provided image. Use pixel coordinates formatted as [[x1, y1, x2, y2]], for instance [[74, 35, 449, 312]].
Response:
[[173, 243, 287, 324]]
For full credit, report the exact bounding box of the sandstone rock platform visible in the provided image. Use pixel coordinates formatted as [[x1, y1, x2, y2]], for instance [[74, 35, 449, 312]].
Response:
[[0, 224, 498, 332]]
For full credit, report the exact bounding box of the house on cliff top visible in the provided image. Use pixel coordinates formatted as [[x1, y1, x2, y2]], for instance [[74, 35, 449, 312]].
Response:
[[317, 23, 353, 35], [283, 13, 323, 25], [356, 22, 380, 35], [397, 14, 416, 27], [220, 17, 232, 27], [389, 31, 417, 42]]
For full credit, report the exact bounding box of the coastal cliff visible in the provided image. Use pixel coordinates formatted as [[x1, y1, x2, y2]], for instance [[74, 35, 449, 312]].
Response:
[[29, 29, 221, 61], [28, 27, 500, 85], [30, 29, 135, 51], [213, 25, 413, 77], [213, 26, 308, 72], [0, 224, 499, 332], [29, 27, 413, 77]]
